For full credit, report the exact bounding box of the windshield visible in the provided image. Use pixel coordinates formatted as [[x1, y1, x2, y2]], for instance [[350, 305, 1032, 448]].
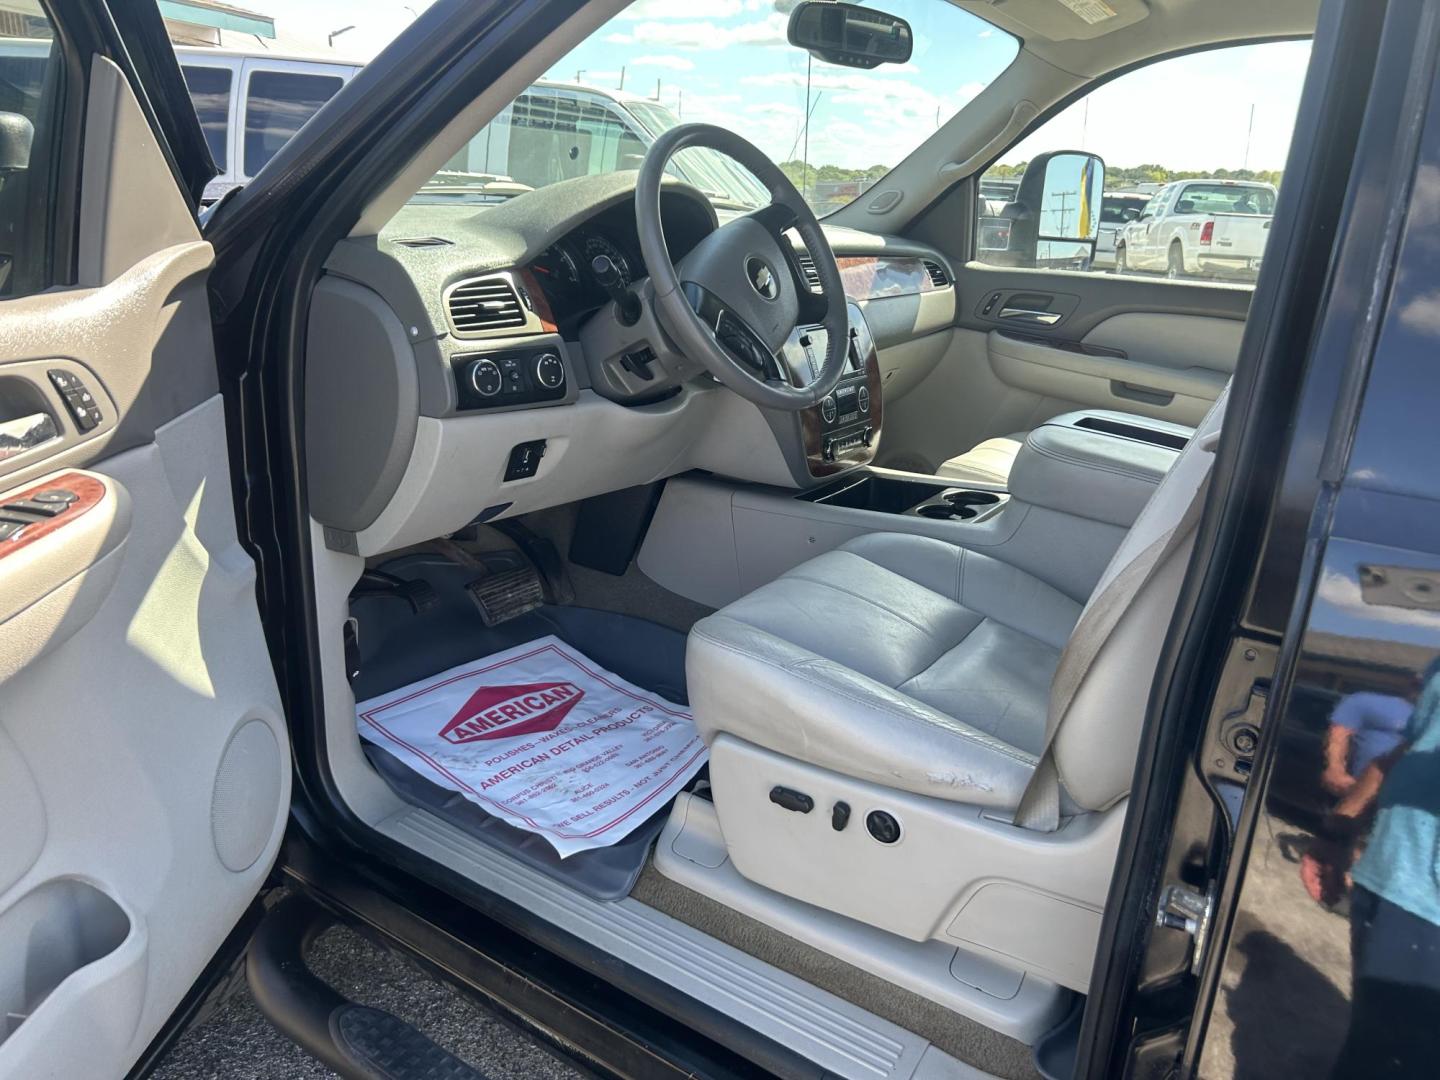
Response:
[[417, 0, 1018, 214]]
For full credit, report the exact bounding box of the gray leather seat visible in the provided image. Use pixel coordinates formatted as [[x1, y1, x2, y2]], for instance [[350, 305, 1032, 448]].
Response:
[[682, 388, 1227, 985], [688, 533, 1080, 808], [688, 387, 1227, 821]]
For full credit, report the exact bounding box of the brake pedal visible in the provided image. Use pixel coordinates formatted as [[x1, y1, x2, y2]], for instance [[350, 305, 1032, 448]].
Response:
[[466, 565, 545, 626]]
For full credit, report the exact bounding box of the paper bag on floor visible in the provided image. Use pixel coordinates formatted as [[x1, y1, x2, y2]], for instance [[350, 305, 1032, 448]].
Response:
[[355, 636, 707, 857]]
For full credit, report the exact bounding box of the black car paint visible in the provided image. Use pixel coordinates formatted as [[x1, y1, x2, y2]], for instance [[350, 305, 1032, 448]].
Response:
[[1081, 1, 1440, 1076]]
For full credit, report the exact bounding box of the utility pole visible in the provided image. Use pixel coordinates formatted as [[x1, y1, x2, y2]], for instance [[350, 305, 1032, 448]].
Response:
[[802, 53, 813, 202], [655, 77, 661, 101], [618, 66, 625, 90], [1242, 102, 1255, 171], [575, 69, 585, 83], [1081, 98, 1089, 150], [677, 88, 683, 120]]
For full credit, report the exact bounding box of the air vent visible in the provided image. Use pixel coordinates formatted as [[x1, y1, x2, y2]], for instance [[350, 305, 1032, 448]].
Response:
[[392, 236, 453, 248], [796, 252, 822, 291], [445, 275, 531, 336], [922, 259, 950, 287]]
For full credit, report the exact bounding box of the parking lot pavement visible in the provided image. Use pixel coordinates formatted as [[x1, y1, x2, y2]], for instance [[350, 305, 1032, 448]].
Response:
[[153, 922, 586, 1080]]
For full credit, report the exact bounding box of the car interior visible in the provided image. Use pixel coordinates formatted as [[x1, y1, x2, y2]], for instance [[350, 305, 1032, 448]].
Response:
[[0, 0, 1323, 1077], [306, 2, 1318, 1077]]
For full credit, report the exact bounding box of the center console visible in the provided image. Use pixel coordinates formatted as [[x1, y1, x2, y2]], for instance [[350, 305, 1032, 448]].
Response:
[[778, 301, 883, 478], [801, 473, 1006, 523]]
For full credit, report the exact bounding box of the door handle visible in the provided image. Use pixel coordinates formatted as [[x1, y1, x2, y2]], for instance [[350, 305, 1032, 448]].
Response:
[[0, 412, 59, 462], [997, 307, 1061, 326]]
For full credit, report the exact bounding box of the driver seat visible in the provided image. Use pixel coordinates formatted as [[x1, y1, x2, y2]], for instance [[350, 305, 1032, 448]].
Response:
[[681, 387, 1227, 991]]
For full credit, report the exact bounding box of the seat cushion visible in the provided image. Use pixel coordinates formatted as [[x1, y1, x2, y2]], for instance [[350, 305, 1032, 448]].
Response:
[[936, 432, 1026, 486], [686, 532, 1083, 808]]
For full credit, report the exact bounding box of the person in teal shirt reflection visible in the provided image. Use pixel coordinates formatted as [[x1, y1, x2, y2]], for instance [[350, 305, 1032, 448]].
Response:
[[1329, 658, 1440, 1077]]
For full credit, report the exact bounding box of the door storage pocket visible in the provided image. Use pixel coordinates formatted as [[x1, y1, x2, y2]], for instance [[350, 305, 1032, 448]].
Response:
[[0, 879, 130, 1044]]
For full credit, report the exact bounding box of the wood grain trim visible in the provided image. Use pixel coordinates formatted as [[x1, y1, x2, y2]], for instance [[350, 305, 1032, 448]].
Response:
[[836, 255, 945, 302], [517, 268, 559, 333], [801, 350, 883, 479], [0, 472, 106, 562]]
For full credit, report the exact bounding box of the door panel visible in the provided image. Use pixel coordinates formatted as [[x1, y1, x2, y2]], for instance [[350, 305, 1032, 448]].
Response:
[[0, 55, 285, 1079], [878, 264, 1249, 472]]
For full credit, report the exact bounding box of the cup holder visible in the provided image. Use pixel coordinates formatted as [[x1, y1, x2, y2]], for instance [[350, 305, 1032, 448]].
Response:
[[913, 489, 1003, 522]]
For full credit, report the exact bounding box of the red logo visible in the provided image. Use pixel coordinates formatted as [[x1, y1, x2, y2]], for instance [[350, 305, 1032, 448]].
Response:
[[438, 681, 585, 744]]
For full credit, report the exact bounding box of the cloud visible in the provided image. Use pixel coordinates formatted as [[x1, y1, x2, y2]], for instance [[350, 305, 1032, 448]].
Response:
[[1398, 290, 1440, 337], [606, 13, 790, 50], [631, 54, 695, 71], [621, 0, 745, 18]]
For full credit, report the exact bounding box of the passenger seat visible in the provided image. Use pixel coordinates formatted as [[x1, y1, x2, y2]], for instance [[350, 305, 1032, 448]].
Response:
[[937, 410, 1196, 487]]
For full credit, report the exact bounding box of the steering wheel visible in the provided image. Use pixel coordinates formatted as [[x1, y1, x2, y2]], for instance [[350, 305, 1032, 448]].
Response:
[[635, 124, 849, 411]]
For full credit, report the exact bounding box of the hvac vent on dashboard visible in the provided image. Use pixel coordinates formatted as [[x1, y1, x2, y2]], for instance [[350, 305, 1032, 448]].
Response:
[[795, 252, 822, 291], [444, 273, 545, 338], [922, 260, 950, 287]]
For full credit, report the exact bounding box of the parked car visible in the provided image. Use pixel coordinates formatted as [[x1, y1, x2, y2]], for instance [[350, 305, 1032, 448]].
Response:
[[173, 46, 769, 210], [1093, 191, 1150, 271], [1116, 177, 1277, 280], [1111, 177, 1272, 280]]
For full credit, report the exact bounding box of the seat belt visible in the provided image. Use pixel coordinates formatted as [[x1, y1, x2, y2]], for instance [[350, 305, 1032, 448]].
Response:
[[1012, 435, 1217, 833]]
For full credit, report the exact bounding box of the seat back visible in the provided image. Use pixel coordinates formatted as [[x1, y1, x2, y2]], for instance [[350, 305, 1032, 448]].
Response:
[[1046, 384, 1229, 813]]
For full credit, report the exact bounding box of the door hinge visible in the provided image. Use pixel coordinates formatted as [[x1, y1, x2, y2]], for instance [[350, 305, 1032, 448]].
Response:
[[1156, 882, 1215, 975]]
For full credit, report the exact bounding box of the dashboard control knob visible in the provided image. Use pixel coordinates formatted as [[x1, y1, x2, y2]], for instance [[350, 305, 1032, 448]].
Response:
[[534, 352, 566, 390], [857, 385, 871, 414], [820, 394, 838, 424], [468, 357, 503, 398]]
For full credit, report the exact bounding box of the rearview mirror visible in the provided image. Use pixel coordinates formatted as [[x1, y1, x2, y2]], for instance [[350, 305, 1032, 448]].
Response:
[[787, 2, 914, 70]]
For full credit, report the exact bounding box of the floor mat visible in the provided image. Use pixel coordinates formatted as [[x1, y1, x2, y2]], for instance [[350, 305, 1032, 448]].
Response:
[[351, 554, 696, 900]]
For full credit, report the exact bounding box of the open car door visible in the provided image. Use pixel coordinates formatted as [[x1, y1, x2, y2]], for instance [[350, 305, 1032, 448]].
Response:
[[0, 3, 287, 1075]]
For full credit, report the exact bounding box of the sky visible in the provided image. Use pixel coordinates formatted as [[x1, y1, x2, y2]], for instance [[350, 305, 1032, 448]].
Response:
[[244, 0, 1310, 174]]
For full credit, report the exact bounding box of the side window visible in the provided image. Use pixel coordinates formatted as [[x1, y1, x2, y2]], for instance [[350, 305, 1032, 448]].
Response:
[[243, 69, 343, 178], [974, 40, 1310, 285], [0, 6, 63, 299], [181, 65, 232, 172]]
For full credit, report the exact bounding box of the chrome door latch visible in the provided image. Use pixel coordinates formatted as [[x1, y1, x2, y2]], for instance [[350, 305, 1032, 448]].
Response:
[[1156, 883, 1214, 974]]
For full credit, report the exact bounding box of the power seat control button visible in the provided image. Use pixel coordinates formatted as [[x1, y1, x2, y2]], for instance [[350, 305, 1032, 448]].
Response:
[[768, 786, 814, 814], [831, 801, 851, 831], [866, 810, 901, 844]]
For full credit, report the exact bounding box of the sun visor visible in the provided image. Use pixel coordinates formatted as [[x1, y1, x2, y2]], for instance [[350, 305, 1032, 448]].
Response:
[[960, 0, 1150, 42]]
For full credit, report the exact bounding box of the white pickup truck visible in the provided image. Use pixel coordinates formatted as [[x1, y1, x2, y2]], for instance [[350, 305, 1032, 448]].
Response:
[[1114, 178, 1276, 281]]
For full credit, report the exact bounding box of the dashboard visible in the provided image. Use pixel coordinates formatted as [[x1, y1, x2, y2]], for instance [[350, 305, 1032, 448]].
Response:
[[308, 172, 958, 557]]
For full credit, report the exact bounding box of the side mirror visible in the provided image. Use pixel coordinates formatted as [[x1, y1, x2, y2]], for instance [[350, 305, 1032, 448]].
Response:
[[787, 2, 913, 70], [0, 112, 34, 174], [999, 150, 1105, 270]]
